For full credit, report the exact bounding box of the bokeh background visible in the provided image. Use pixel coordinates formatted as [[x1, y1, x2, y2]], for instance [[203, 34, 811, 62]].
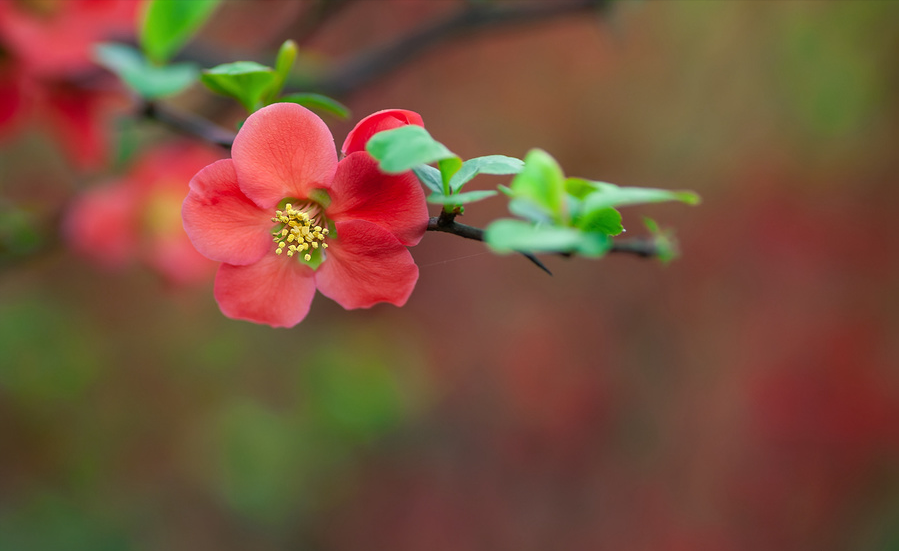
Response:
[[2, 1, 899, 550]]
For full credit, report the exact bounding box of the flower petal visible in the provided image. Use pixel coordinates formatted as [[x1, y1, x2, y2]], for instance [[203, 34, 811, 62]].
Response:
[[214, 255, 316, 328], [182, 159, 273, 266], [327, 152, 428, 246], [315, 219, 419, 310], [231, 103, 337, 207], [341, 109, 424, 156]]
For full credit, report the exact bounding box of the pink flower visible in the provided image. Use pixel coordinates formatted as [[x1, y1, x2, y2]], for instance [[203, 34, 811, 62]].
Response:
[[182, 103, 429, 328], [341, 109, 424, 156], [64, 142, 222, 285], [0, 0, 136, 168]]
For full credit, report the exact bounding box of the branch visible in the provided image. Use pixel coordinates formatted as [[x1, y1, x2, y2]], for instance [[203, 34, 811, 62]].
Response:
[[426, 216, 667, 272], [303, 0, 610, 97], [140, 101, 236, 149]]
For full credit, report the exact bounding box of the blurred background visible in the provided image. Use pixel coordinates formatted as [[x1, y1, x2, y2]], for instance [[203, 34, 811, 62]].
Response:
[[2, 0, 898, 549]]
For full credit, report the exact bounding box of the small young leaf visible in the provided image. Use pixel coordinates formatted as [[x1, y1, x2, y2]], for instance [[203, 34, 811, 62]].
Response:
[[643, 217, 679, 263], [427, 190, 498, 206], [449, 155, 524, 192], [366, 126, 457, 174], [576, 206, 624, 236], [412, 165, 444, 194], [94, 43, 197, 99], [278, 93, 349, 119], [508, 197, 553, 224], [509, 149, 566, 221], [268, 39, 298, 102], [438, 157, 463, 194], [565, 177, 598, 199], [574, 231, 613, 257], [580, 181, 701, 211], [484, 219, 583, 254], [140, 0, 221, 64], [201, 61, 277, 112]]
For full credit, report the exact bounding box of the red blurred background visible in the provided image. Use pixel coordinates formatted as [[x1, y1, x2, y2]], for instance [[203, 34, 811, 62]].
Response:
[[1, 1, 898, 550]]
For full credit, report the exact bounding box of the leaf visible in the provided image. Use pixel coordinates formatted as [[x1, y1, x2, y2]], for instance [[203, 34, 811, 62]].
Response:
[[140, 0, 221, 64], [366, 125, 457, 174], [201, 61, 277, 112], [643, 217, 679, 263], [509, 149, 566, 221], [438, 156, 462, 193], [508, 197, 553, 224], [580, 180, 701, 211], [268, 39, 297, 102], [94, 43, 197, 99], [565, 177, 598, 199], [449, 155, 524, 192], [484, 219, 584, 254], [412, 165, 443, 194], [573, 231, 613, 257], [427, 190, 498, 205], [278, 93, 349, 119], [576, 206, 624, 236]]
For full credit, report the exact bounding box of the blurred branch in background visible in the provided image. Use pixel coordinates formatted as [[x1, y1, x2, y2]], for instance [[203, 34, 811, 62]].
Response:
[[140, 100, 235, 149], [303, 0, 611, 97], [144, 0, 611, 145]]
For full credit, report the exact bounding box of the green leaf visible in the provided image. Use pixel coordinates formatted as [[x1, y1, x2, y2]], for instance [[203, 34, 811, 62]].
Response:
[[201, 61, 277, 112], [643, 217, 679, 263], [509, 149, 566, 221], [438, 156, 462, 195], [576, 206, 624, 236], [427, 190, 498, 205], [508, 197, 553, 224], [268, 39, 297, 102], [366, 125, 457, 174], [574, 231, 613, 257], [484, 219, 584, 254], [278, 93, 349, 119], [412, 165, 443, 194], [449, 155, 524, 192], [579, 180, 701, 211], [94, 43, 197, 99], [140, 0, 221, 64], [565, 177, 598, 199]]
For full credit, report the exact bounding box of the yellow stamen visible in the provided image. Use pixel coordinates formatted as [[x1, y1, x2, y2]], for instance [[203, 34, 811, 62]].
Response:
[[270, 201, 329, 263]]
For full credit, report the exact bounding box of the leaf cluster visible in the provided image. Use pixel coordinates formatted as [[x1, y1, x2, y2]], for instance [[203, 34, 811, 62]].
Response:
[[365, 129, 700, 260], [93, 0, 346, 118]]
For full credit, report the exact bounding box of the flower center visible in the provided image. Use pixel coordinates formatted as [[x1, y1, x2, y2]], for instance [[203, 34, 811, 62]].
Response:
[[270, 202, 328, 262]]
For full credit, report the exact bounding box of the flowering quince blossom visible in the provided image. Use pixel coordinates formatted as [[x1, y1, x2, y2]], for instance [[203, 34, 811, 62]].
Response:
[[340, 108, 424, 156], [0, 0, 136, 167], [64, 142, 222, 285], [182, 103, 429, 328]]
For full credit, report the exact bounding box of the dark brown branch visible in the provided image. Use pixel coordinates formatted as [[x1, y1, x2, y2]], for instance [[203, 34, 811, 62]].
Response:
[[302, 0, 611, 97], [140, 101, 236, 149], [427, 215, 552, 275], [275, 0, 358, 46]]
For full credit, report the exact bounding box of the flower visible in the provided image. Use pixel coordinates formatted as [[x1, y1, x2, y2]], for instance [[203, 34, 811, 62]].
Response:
[[182, 103, 429, 328], [64, 142, 222, 285], [0, 0, 136, 168], [341, 108, 424, 156]]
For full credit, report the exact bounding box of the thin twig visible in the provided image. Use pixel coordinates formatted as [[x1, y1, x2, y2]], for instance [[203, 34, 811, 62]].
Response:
[[426, 215, 552, 275], [426, 216, 664, 272]]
